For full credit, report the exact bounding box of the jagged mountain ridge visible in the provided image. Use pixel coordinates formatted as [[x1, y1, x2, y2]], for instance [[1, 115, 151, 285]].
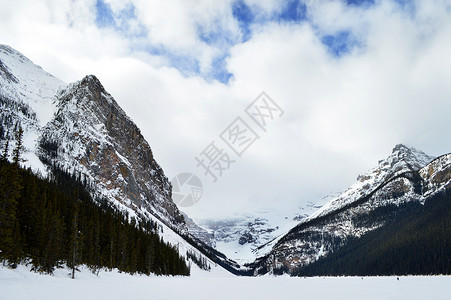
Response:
[[308, 144, 434, 220], [196, 212, 307, 264], [198, 216, 280, 264], [0, 44, 184, 231], [187, 146, 438, 267], [0, 44, 243, 275], [250, 145, 450, 275], [191, 145, 435, 265], [38, 75, 185, 229]]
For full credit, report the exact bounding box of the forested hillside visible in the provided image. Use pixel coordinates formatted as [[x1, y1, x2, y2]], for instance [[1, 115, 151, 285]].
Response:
[[0, 137, 190, 277], [294, 188, 451, 276]]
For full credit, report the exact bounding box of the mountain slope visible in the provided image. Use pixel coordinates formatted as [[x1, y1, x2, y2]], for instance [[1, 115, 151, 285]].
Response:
[[0, 158, 190, 276], [0, 45, 63, 127], [38, 75, 185, 230], [0, 44, 237, 275], [250, 146, 449, 275], [308, 144, 434, 220], [0, 45, 184, 231], [295, 187, 450, 276], [196, 209, 320, 264], [0, 45, 64, 170]]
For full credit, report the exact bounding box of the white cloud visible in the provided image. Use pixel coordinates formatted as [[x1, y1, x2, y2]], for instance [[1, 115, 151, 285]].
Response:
[[1, 0, 451, 219]]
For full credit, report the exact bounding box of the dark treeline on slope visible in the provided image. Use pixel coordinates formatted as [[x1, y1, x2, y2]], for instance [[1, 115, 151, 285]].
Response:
[[294, 188, 451, 276], [0, 136, 189, 277], [186, 249, 211, 271], [179, 231, 252, 276]]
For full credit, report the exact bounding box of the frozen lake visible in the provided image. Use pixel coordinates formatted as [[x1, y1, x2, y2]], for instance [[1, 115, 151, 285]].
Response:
[[1, 265, 450, 300]]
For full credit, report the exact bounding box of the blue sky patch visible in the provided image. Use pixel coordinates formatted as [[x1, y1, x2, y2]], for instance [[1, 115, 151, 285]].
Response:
[[94, 1, 371, 83], [232, 0, 309, 41], [321, 31, 360, 57], [95, 0, 146, 37], [95, 0, 115, 28], [197, 23, 237, 47], [279, 0, 307, 23], [198, 27, 221, 45], [232, 0, 255, 42], [209, 55, 233, 84], [346, 0, 375, 7], [145, 45, 201, 78], [392, 0, 416, 16], [145, 44, 231, 84], [168, 55, 200, 77]]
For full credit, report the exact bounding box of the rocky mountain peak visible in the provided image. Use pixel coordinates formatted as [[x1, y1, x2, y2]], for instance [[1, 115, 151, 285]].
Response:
[[0, 43, 188, 232], [254, 147, 449, 275], [391, 143, 432, 164], [58, 74, 113, 108], [3, 46, 188, 231], [40, 75, 186, 230], [392, 143, 409, 151], [0, 45, 241, 275], [0, 44, 30, 65], [309, 144, 435, 221], [379, 144, 434, 177], [81, 74, 103, 86], [78, 75, 106, 95]]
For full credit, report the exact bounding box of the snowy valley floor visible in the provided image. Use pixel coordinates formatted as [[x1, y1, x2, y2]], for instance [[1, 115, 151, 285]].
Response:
[[1, 265, 450, 300]]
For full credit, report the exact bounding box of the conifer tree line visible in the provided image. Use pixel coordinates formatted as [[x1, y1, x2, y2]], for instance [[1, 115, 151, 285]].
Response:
[[186, 249, 211, 271], [0, 129, 190, 277], [0, 94, 37, 126], [294, 188, 451, 276]]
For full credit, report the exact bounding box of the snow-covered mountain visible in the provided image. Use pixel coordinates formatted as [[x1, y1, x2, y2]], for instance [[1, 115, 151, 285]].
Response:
[[0, 44, 239, 274], [308, 144, 434, 220], [181, 212, 215, 248], [195, 203, 325, 264], [0, 45, 64, 171], [38, 75, 186, 229], [2, 45, 448, 277], [0, 44, 184, 231], [192, 145, 435, 265], [250, 145, 450, 275], [199, 215, 280, 264]]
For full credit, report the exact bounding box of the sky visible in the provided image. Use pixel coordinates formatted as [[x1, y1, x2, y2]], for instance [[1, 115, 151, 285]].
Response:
[[1, 0, 451, 220]]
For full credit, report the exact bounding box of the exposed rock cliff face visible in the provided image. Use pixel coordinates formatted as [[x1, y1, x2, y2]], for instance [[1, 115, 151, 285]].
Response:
[[38, 75, 186, 229], [308, 144, 434, 220], [0, 44, 250, 275], [0, 44, 186, 231], [181, 212, 215, 248]]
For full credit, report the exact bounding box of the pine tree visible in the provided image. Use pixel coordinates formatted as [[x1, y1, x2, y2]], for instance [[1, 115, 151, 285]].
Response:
[[41, 204, 64, 273], [12, 127, 24, 165], [0, 160, 190, 276], [68, 203, 81, 279], [1, 138, 9, 161], [91, 217, 101, 274], [0, 159, 22, 263], [8, 220, 24, 268]]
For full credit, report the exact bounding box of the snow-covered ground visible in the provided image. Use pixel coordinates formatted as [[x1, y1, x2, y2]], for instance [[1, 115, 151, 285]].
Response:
[[1, 265, 449, 300]]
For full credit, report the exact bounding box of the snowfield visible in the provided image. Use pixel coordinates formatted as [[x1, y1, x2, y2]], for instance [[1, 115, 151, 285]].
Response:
[[1, 265, 449, 300]]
